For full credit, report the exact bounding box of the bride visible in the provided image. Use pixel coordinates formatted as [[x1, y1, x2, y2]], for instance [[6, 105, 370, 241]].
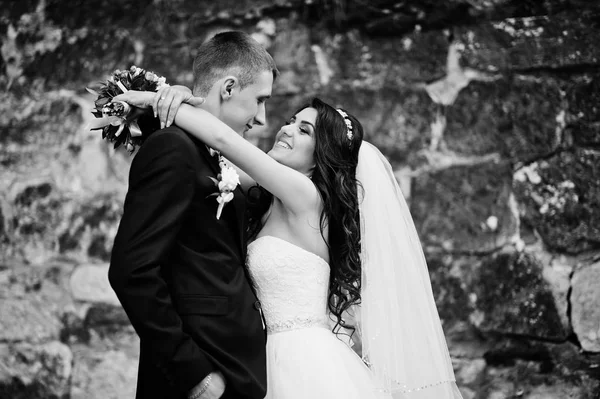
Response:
[[113, 89, 463, 399]]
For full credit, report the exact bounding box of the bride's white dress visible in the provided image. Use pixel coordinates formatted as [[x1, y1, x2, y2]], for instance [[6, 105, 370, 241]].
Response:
[[247, 235, 391, 399]]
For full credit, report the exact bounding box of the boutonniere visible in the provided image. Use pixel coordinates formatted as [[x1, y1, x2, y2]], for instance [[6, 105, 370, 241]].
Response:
[[208, 156, 240, 219]]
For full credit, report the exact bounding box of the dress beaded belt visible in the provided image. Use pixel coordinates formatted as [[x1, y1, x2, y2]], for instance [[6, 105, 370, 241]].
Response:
[[266, 316, 330, 334]]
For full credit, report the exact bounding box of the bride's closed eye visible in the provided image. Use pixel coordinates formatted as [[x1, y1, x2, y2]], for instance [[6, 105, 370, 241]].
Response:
[[284, 117, 309, 134]]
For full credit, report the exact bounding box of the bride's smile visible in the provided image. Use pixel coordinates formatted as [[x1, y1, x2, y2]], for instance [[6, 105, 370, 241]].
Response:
[[275, 139, 291, 149]]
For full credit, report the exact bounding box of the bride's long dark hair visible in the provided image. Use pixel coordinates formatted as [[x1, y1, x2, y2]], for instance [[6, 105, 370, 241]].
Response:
[[247, 98, 364, 332]]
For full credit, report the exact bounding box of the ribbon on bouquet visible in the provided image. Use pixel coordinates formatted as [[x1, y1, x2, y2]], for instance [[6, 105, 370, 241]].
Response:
[[85, 80, 142, 138]]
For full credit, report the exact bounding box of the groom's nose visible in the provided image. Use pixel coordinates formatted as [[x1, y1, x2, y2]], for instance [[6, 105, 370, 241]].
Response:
[[254, 102, 266, 126]]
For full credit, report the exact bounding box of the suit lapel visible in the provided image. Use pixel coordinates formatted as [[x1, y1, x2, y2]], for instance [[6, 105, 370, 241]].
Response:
[[197, 143, 221, 176], [232, 185, 247, 258]]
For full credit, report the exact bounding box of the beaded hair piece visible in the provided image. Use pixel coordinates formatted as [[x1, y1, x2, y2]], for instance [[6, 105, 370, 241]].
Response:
[[336, 109, 353, 141]]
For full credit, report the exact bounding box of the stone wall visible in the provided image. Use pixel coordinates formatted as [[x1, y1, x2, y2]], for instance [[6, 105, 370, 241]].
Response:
[[1, 0, 599, 398]]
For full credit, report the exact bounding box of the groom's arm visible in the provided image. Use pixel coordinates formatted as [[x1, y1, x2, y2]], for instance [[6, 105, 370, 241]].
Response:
[[108, 129, 211, 395]]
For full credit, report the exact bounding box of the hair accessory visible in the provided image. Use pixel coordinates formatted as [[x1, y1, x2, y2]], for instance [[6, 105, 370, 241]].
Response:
[[336, 109, 353, 141]]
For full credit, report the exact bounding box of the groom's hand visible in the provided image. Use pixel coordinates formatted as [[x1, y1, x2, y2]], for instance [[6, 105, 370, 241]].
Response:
[[188, 370, 226, 399], [153, 85, 205, 129]]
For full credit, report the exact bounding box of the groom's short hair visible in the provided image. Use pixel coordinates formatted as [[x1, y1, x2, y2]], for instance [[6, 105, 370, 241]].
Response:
[[192, 31, 279, 96]]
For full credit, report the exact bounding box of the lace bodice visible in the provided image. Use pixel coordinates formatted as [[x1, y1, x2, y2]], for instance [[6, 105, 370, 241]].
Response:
[[247, 236, 330, 334]]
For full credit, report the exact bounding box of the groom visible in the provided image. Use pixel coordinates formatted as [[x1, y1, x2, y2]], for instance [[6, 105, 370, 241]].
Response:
[[109, 31, 278, 399]]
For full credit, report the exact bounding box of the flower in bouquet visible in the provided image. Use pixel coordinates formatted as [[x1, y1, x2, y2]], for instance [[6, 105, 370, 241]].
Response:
[[86, 65, 169, 154]]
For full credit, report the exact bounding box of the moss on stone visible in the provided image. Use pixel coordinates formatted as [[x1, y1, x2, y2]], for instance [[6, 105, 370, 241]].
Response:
[[471, 250, 567, 340]]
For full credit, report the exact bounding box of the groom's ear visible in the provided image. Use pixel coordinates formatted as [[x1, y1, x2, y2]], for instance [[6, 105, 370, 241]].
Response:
[[219, 76, 238, 101]]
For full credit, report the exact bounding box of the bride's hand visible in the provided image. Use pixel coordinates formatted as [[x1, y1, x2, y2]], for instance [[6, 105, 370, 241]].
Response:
[[153, 85, 205, 129], [112, 91, 155, 110]]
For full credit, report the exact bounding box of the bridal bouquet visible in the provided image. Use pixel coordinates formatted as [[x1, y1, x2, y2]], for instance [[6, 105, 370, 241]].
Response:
[[86, 66, 169, 153]]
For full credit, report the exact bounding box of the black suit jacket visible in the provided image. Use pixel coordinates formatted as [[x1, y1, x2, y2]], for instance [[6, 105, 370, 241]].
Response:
[[109, 127, 266, 399]]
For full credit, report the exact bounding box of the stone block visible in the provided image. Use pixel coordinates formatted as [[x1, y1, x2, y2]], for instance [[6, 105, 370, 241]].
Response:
[[270, 18, 319, 91], [567, 122, 600, 148], [445, 78, 563, 161], [84, 303, 131, 329], [469, 250, 568, 340], [0, 341, 72, 399], [481, 357, 600, 399], [57, 195, 123, 261], [565, 73, 600, 147], [0, 93, 82, 150], [571, 261, 600, 352], [456, 12, 600, 72], [0, 298, 63, 343], [454, 358, 486, 386], [6, 178, 64, 264], [425, 253, 476, 325], [0, 260, 75, 343], [411, 160, 518, 253], [540, 254, 573, 334], [566, 74, 600, 125], [314, 30, 449, 87], [545, 341, 600, 379], [2, 176, 123, 263], [70, 349, 137, 399], [524, 384, 585, 399], [513, 149, 600, 254], [70, 264, 119, 306], [0, 196, 9, 259]]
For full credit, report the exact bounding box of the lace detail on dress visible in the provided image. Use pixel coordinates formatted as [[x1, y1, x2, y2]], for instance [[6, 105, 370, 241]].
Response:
[[247, 236, 330, 335]]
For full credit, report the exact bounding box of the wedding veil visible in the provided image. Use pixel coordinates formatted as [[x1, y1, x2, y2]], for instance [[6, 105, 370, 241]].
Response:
[[356, 142, 463, 398]]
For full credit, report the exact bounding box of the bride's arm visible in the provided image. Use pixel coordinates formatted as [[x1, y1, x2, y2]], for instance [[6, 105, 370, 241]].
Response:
[[174, 104, 319, 214], [111, 90, 311, 208], [112, 89, 259, 194], [152, 86, 259, 192]]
